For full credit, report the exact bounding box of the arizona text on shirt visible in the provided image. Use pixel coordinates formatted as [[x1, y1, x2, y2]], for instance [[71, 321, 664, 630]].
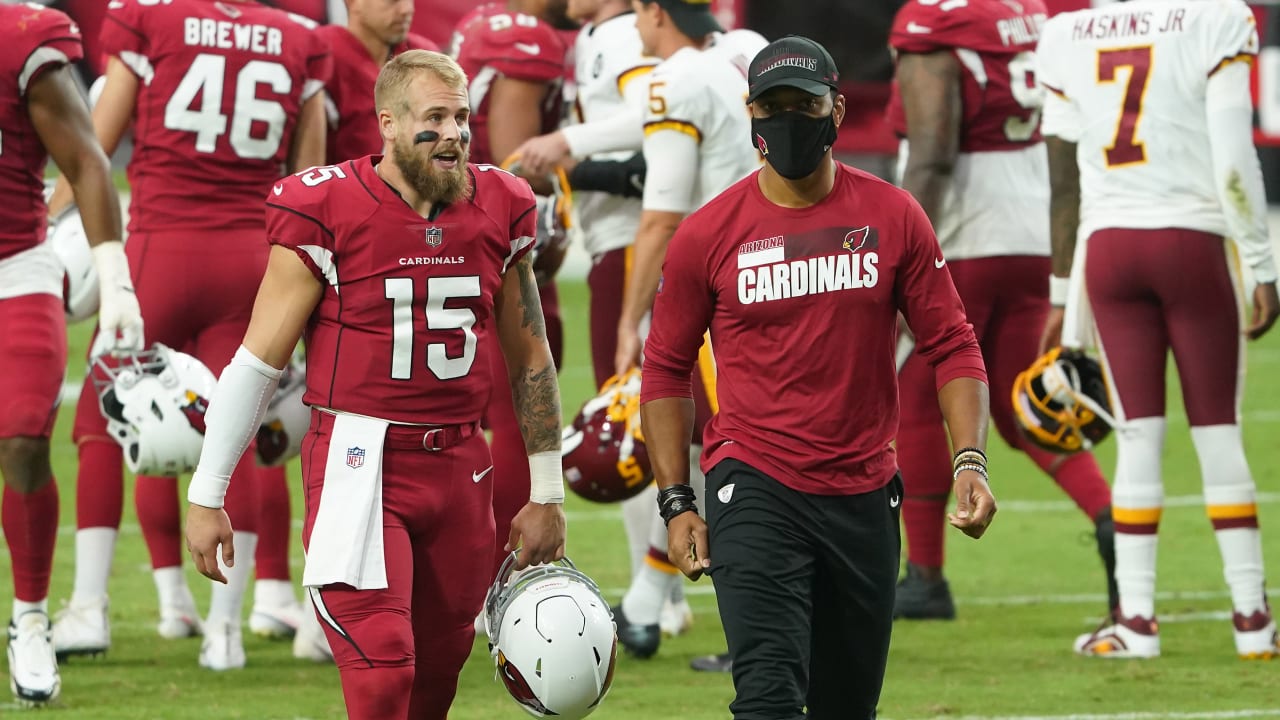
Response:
[[1072, 6, 1186, 41], [184, 16, 284, 55]]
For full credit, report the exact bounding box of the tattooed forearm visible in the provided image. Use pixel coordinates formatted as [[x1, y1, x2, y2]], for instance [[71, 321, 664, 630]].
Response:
[[515, 256, 546, 340], [1046, 136, 1080, 278], [512, 364, 562, 454]]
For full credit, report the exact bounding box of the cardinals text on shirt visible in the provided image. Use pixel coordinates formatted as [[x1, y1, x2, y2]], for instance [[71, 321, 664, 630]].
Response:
[[736, 228, 880, 306]]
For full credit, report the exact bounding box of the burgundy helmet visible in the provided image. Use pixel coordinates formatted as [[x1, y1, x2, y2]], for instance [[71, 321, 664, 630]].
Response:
[[562, 370, 652, 503]]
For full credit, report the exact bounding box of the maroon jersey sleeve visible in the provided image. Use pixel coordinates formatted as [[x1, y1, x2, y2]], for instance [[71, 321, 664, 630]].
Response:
[[0, 4, 83, 258], [639, 219, 712, 404], [488, 165, 539, 269], [99, 0, 147, 70], [893, 194, 987, 388], [11, 5, 83, 96], [266, 165, 343, 286], [302, 19, 331, 100]]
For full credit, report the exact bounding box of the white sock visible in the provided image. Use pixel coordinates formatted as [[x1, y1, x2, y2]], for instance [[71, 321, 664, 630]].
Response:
[[669, 578, 685, 605], [207, 532, 258, 626], [621, 484, 657, 579], [253, 578, 297, 611], [72, 527, 117, 606], [1193, 424, 1268, 616], [153, 566, 187, 610], [1112, 417, 1166, 620], [622, 561, 679, 626], [13, 599, 48, 618]]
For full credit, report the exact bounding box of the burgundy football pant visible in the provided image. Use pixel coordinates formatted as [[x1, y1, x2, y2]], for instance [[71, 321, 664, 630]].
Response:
[[1085, 228, 1241, 424], [898, 256, 1111, 569], [302, 411, 495, 720], [0, 292, 66, 603], [72, 231, 266, 569]]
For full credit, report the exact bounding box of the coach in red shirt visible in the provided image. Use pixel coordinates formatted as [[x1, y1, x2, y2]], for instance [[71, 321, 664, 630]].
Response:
[[639, 36, 997, 719]]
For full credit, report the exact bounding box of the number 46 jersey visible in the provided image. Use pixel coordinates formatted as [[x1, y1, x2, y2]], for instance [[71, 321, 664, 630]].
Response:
[[102, 0, 329, 234], [886, 0, 1050, 260]]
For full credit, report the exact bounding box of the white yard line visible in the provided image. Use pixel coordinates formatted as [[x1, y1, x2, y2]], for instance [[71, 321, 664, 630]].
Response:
[[898, 712, 1280, 720]]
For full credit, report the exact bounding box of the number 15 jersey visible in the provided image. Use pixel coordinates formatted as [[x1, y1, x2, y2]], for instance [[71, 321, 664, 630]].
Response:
[[102, 0, 329, 235], [887, 0, 1050, 260], [266, 158, 537, 424]]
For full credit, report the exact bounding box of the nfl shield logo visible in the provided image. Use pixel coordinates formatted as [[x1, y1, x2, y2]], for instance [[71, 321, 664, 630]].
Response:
[[346, 447, 366, 469], [425, 227, 444, 247]]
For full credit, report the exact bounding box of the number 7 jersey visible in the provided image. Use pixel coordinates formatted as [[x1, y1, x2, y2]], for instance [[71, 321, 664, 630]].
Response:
[[1038, 0, 1259, 240], [102, 0, 330, 234]]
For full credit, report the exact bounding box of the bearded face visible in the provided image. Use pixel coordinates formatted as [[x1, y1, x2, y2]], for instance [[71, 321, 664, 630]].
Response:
[[391, 131, 471, 204]]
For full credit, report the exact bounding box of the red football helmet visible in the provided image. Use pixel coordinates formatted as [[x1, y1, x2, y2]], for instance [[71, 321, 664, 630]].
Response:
[[561, 370, 652, 503]]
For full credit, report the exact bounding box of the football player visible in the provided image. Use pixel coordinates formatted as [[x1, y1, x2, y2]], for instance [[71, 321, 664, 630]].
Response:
[[448, 0, 576, 588], [887, 0, 1117, 622], [185, 50, 567, 720], [0, 2, 140, 705], [1039, 0, 1279, 658], [47, 0, 330, 670], [319, 0, 437, 164], [602, 0, 759, 660]]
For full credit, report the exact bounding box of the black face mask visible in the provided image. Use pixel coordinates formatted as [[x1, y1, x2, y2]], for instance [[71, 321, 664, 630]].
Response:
[[751, 111, 838, 180]]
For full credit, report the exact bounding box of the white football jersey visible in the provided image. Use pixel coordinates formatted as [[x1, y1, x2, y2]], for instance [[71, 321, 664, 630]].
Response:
[[642, 45, 759, 215], [569, 13, 656, 256], [705, 28, 768, 77], [1038, 0, 1260, 240]]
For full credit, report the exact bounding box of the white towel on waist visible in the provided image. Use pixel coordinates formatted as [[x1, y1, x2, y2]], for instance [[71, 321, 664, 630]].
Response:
[[302, 412, 389, 590], [1062, 235, 1095, 351]]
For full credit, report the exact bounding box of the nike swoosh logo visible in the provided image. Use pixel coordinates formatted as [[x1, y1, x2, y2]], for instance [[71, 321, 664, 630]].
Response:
[[514, 42, 541, 55], [906, 21, 932, 34], [890, 495, 901, 508], [273, 184, 284, 196], [934, 257, 946, 269], [472, 465, 494, 483]]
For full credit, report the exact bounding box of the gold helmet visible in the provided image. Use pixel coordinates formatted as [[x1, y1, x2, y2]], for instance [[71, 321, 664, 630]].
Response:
[[1012, 347, 1116, 454]]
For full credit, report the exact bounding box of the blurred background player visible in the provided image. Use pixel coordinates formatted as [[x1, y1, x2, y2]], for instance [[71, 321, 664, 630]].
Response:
[[319, 0, 437, 165], [607, 0, 760, 662], [886, 0, 1116, 621], [0, 2, 141, 705], [1038, 0, 1280, 658], [47, 0, 330, 671], [448, 0, 577, 594]]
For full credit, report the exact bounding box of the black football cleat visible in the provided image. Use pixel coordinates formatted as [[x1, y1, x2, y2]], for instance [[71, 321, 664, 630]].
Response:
[[690, 652, 732, 673], [611, 604, 660, 659], [893, 563, 956, 620]]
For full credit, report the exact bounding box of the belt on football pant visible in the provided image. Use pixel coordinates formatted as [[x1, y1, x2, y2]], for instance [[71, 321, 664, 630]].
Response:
[[382, 420, 481, 452]]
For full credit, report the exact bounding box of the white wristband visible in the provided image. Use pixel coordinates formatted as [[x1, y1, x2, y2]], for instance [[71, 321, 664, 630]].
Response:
[[529, 450, 565, 504], [90, 240, 134, 290], [1049, 274, 1070, 307]]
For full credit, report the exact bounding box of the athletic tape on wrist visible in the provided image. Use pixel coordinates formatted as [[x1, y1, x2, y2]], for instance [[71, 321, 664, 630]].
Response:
[[528, 451, 565, 504]]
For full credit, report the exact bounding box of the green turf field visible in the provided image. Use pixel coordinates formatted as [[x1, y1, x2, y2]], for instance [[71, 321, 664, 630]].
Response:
[[1, 278, 1277, 719]]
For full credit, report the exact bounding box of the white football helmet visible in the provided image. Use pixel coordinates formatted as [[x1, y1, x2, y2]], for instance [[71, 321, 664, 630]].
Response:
[[91, 344, 217, 476], [484, 553, 617, 719], [43, 189, 99, 323], [255, 354, 309, 467]]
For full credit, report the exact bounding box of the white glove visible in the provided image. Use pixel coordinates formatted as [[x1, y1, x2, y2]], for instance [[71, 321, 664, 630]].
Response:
[[89, 241, 144, 358]]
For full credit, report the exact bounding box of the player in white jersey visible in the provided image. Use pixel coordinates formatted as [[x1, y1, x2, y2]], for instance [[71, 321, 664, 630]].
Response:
[[1038, 0, 1280, 659]]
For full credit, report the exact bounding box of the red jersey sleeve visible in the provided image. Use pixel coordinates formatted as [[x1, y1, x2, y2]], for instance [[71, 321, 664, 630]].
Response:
[[893, 194, 987, 389], [99, 0, 147, 71], [477, 16, 565, 84], [302, 21, 332, 102], [266, 166, 342, 286], [890, 0, 974, 54], [498, 167, 539, 269], [15, 5, 84, 96], [640, 220, 713, 404]]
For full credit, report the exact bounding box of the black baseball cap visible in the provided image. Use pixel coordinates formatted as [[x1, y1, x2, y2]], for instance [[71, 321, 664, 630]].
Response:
[[746, 35, 841, 103], [648, 0, 723, 40]]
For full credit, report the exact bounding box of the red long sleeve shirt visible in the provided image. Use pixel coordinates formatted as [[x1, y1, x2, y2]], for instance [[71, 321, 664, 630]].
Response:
[[641, 163, 987, 495]]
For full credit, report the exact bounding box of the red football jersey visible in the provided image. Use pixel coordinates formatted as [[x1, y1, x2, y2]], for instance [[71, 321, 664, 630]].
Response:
[[318, 25, 437, 164], [101, 0, 331, 235], [886, 0, 1048, 153], [641, 164, 986, 496], [0, 3, 83, 260], [266, 157, 537, 423], [449, 3, 568, 165]]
